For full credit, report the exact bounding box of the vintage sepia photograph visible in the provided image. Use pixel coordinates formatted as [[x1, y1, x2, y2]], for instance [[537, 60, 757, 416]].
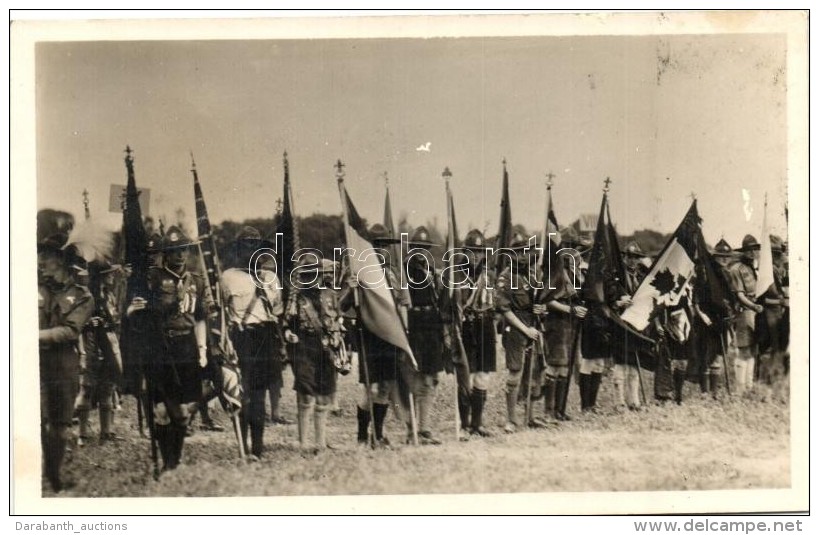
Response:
[[10, 10, 808, 515]]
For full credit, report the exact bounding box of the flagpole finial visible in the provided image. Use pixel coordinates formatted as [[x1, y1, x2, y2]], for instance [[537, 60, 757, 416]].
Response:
[[545, 171, 556, 190], [603, 177, 612, 193], [442, 167, 452, 179], [335, 159, 346, 183], [82, 189, 90, 218]]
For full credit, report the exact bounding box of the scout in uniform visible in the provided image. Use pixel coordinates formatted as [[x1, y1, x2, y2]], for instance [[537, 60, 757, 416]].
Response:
[[456, 229, 497, 437], [75, 260, 124, 445], [542, 233, 588, 420], [758, 235, 789, 385], [350, 223, 409, 447], [610, 241, 647, 411], [728, 235, 763, 396], [39, 232, 95, 492], [496, 232, 545, 433], [128, 226, 210, 471], [221, 226, 289, 458], [404, 226, 450, 445], [707, 238, 736, 398], [288, 259, 344, 452]]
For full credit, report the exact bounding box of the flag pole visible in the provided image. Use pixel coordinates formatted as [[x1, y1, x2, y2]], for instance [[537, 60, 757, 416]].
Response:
[[443, 167, 468, 441], [335, 160, 377, 449]]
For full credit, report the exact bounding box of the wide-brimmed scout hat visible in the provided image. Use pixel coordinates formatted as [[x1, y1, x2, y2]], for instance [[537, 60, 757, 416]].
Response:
[[738, 234, 760, 252], [407, 226, 439, 248], [368, 223, 400, 246], [161, 226, 195, 251]]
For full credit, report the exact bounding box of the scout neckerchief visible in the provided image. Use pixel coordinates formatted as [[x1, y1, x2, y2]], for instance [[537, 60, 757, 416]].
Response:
[[238, 267, 275, 329]]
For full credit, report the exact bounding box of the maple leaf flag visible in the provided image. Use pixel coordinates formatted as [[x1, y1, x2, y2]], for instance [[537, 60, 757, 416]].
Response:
[[621, 201, 701, 332]]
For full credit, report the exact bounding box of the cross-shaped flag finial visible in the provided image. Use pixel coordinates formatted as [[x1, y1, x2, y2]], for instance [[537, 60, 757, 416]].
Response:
[[335, 159, 346, 183], [545, 171, 556, 189]]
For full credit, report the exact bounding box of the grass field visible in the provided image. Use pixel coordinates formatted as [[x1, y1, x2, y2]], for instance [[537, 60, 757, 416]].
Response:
[[49, 352, 791, 501]]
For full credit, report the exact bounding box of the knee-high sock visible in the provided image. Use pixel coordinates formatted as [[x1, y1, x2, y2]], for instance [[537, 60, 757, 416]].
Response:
[[589, 372, 602, 408], [356, 406, 370, 443], [673, 369, 686, 404], [505, 384, 519, 425], [458, 389, 471, 430], [373, 403, 389, 440], [542, 377, 556, 416], [470, 388, 487, 430], [314, 403, 329, 450]]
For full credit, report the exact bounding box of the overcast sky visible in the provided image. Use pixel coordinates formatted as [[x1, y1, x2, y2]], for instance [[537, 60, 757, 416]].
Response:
[[36, 33, 788, 247]]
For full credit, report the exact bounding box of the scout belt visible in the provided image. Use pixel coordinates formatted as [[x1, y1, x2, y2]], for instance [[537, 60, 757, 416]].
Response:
[[165, 328, 193, 338]]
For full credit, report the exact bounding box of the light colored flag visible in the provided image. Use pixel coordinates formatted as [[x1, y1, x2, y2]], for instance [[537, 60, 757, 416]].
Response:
[[621, 202, 700, 332], [756, 196, 775, 298], [340, 182, 417, 367]]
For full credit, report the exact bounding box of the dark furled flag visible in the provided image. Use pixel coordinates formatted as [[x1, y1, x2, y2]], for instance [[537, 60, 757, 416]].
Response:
[[495, 159, 512, 275], [273, 151, 300, 290], [538, 181, 572, 302], [582, 192, 655, 362]]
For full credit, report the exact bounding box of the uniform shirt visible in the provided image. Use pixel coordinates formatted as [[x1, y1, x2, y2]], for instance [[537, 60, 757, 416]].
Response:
[[495, 265, 536, 318], [148, 266, 209, 332], [729, 260, 757, 300], [290, 288, 341, 334], [456, 267, 495, 317], [39, 282, 95, 345], [220, 267, 283, 327], [404, 262, 449, 324]]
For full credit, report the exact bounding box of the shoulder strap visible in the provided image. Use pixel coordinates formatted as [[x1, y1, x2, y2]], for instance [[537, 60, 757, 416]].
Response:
[[299, 293, 324, 332]]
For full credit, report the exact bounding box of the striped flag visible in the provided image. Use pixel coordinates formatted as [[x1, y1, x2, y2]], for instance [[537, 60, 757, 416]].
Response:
[[191, 156, 242, 414]]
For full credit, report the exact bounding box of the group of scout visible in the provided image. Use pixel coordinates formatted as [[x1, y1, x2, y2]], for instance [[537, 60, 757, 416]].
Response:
[[37, 213, 789, 492]]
